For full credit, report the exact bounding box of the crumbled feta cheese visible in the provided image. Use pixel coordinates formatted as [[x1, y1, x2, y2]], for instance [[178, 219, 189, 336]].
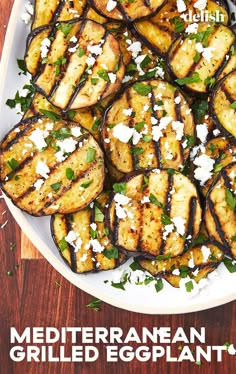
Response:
[[89, 239, 104, 253], [163, 224, 174, 240], [108, 73, 117, 84], [55, 151, 66, 163], [115, 204, 127, 219], [213, 129, 220, 137], [56, 137, 77, 154], [176, 0, 187, 13], [112, 269, 125, 284], [104, 138, 110, 144], [90, 223, 97, 231], [65, 230, 77, 244], [172, 269, 180, 276], [114, 193, 131, 206], [33, 179, 44, 191], [185, 23, 199, 34], [86, 56, 96, 66], [193, 154, 215, 185], [113, 123, 134, 143], [174, 96, 181, 104], [201, 245, 211, 262], [172, 121, 184, 140], [194, 0, 207, 11], [141, 196, 150, 204], [123, 108, 133, 116], [70, 36, 78, 43], [192, 268, 199, 277], [196, 123, 208, 143], [143, 104, 149, 112], [132, 130, 142, 146], [127, 41, 142, 58], [129, 270, 146, 285], [106, 0, 117, 12], [80, 253, 88, 262], [172, 216, 186, 236], [36, 161, 50, 179], [40, 38, 51, 58], [71, 127, 82, 138], [195, 42, 204, 53], [87, 44, 103, 56], [29, 128, 47, 150], [151, 116, 158, 125], [68, 45, 78, 53], [188, 257, 195, 269], [202, 47, 215, 63]]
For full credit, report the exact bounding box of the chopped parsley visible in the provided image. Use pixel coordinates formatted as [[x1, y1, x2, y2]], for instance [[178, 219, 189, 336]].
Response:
[[91, 78, 99, 85], [17, 59, 27, 75], [133, 82, 152, 96], [92, 118, 101, 131], [86, 297, 102, 312], [130, 147, 144, 155], [176, 72, 202, 86], [59, 238, 68, 252], [113, 182, 126, 194], [39, 109, 61, 122], [223, 257, 236, 273], [97, 69, 110, 82], [161, 213, 172, 225], [57, 23, 73, 37], [77, 47, 85, 57], [54, 56, 67, 76], [6, 83, 35, 113], [225, 189, 236, 211], [141, 175, 149, 192], [204, 76, 216, 88], [7, 158, 19, 179], [66, 168, 76, 180], [185, 280, 194, 292], [103, 246, 119, 259], [155, 279, 164, 293], [80, 180, 93, 189], [50, 181, 62, 192], [229, 101, 236, 109], [86, 147, 96, 163], [135, 121, 146, 132], [95, 206, 104, 222], [149, 193, 164, 208], [192, 100, 208, 122]]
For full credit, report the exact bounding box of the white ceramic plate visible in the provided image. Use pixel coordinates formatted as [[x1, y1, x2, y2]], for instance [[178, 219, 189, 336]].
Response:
[[1, 0, 236, 314]]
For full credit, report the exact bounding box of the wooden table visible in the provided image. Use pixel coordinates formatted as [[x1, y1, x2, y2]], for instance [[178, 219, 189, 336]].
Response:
[[0, 2, 235, 373]]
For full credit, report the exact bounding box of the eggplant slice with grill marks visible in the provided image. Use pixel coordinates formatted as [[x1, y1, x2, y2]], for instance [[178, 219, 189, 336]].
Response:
[[0, 116, 104, 216], [167, 23, 235, 94], [193, 137, 236, 196], [106, 169, 202, 258], [136, 242, 224, 287], [31, 0, 87, 30], [26, 19, 125, 110], [89, 0, 165, 22], [51, 192, 127, 273], [101, 79, 195, 173], [211, 69, 236, 140], [205, 162, 236, 259], [134, 0, 229, 57]]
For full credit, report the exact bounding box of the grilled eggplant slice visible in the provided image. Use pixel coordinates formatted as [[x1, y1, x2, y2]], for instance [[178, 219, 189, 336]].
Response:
[[89, 0, 165, 22], [26, 19, 125, 110], [106, 169, 202, 257], [0, 116, 104, 216], [193, 137, 236, 196], [205, 162, 236, 259], [211, 70, 236, 139], [51, 192, 127, 273], [168, 23, 235, 94], [134, 0, 229, 57], [24, 92, 102, 140], [31, 0, 87, 29], [137, 242, 224, 287], [101, 79, 194, 173]]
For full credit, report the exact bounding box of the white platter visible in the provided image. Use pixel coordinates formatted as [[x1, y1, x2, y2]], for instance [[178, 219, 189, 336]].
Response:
[[0, 0, 236, 314]]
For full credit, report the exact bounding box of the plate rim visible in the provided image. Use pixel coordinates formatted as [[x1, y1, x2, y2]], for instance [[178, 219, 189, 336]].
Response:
[[0, 0, 236, 315]]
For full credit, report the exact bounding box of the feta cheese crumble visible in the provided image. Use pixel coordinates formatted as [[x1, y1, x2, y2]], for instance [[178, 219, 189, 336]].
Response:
[[193, 154, 215, 185], [106, 0, 117, 12], [196, 123, 208, 143], [36, 161, 50, 179]]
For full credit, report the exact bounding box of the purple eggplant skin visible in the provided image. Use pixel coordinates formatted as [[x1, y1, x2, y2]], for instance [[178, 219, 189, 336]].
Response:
[[205, 161, 236, 259], [88, 0, 167, 23], [209, 71, 236, 145]]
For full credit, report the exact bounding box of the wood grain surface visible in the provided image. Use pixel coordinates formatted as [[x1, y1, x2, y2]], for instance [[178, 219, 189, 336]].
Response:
[[0, 2, 235, 374]]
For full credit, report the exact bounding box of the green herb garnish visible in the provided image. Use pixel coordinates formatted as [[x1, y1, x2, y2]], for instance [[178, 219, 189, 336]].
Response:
[[86, 297, 102, 312]]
